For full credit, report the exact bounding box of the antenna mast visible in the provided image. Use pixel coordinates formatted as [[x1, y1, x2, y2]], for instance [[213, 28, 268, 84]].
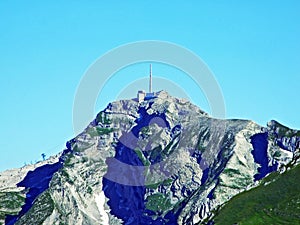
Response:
[[149, 64, 152, 93]]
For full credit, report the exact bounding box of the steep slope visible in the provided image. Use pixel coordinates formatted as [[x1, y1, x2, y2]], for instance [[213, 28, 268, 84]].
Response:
[[212, 164, 300, 224], [1, 91, 299, 225], [0, 155, 62, 225]]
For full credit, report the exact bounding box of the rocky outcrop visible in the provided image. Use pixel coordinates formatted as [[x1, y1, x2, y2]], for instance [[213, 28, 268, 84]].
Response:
[[1, 91, 299, 225]]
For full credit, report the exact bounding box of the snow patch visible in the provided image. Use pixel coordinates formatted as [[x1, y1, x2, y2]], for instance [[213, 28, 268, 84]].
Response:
[[95, 191, 109, 225]]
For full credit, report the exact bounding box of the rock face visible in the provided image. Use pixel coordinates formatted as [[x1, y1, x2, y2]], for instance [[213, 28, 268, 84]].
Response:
[[1, 91, 300, 225]]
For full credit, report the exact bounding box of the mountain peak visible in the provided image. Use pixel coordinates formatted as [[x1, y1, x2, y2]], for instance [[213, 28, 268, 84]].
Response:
[[105, 90, 208, 120], [1, 93, 300, 225]]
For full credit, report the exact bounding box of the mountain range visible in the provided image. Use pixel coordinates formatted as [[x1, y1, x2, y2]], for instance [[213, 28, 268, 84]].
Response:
[[1, 91, 299, 225]]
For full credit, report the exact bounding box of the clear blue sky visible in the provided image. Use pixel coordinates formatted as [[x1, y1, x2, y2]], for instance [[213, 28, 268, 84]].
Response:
[[0, 1, 299, 171]]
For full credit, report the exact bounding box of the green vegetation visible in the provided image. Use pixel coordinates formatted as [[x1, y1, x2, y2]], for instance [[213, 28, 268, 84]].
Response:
[[146, 182, 161, 190], [61, 169, 74, 184], [64, 154, 74, 166], [96, 112, 112, 124], [96, 127, 114, 135], [149, 135, 179, 163], [146, 193, 172, 213], [87, 127, 114, 137], [0, 191, 25, 222], [140, 126, 151, 135], [223, 168, 241, 176], [197, 144, 206, 153], [87, 127, 98, 137], [81, 157, 88, 163], [146, 178, 173, 189], [213, 164, 300, 225], [273, 150, 282, 158], [134, 146, 174, 189], [222, 168, 252, 189], [15, 191, 54, 225], [87, 186, 93, 194], [149, 145, 163, 162], [134, 148, 150, 166], [0, 191, 25, 210]]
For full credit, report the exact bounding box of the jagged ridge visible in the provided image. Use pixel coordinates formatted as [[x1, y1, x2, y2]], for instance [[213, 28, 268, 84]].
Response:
[[0, 91, 299, 225]]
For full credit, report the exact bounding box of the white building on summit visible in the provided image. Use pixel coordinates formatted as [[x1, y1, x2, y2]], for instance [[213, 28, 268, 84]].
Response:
[[137, 90, 146, 103], [137, 64, 155, 103]]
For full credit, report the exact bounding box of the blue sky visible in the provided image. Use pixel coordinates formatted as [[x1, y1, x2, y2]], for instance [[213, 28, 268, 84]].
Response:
[[0, 1, 299, 171]]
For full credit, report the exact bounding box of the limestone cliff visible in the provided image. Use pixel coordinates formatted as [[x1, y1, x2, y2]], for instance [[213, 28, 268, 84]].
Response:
[[1, 91, 299, 225]]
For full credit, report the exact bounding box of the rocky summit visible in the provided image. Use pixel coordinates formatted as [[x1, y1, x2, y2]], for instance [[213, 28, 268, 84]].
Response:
[[1, 91, 299, 225]]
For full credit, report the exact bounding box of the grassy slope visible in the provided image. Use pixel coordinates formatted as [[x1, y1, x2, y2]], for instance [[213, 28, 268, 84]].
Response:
[[15, 191, 54, 225], [0, 191, 25, 224], [213, 164, 300, 225]]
